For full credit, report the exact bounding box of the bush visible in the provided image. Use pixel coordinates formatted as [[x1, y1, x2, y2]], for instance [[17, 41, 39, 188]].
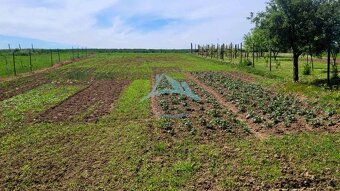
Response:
[[240, 59, 252, 66], [303, 63, 311, 75]]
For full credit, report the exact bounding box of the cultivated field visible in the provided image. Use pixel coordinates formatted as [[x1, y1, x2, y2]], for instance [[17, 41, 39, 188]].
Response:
[[0, 53, 339, 190]]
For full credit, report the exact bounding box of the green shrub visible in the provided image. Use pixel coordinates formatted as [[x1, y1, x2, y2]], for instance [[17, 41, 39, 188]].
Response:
[[303, 63, 311, 75]]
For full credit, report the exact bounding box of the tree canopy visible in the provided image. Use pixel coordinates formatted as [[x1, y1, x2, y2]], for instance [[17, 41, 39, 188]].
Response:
[[247, 0, 340, 82]]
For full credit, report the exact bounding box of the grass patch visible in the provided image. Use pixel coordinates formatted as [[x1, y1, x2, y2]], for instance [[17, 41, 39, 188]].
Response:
[[0, 83, 81, 125], [108, 79, 151, 120]]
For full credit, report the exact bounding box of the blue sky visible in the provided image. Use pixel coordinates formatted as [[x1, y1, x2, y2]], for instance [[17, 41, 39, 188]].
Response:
[[0, 0, 268, 49]]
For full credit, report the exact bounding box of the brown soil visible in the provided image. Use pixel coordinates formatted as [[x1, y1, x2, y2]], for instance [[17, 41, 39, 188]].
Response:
[[150, 75, 163, 118], [0, 73, 51, 101], [38, 80, 129, 123], [0, 56, 94, 101], [186, 73, 267, 139], [149, 68, 182, 118]]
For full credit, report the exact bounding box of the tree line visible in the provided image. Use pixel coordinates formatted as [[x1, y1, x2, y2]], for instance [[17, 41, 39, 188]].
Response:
[[246, 0, 340, 84]]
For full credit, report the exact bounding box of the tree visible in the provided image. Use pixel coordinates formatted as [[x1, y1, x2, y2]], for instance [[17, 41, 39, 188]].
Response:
[[250, 0, 320, 82], [314, 0, 340, 84]]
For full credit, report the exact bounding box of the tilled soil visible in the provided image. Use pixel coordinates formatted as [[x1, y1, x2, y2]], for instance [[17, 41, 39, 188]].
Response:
[[186, 73, 266, 139], [0, 57, 91, 101], [0, 73, 51, 101], [38, 80, 130, 123]]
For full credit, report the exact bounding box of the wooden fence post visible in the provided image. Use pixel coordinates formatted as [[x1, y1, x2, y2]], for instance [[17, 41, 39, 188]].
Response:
[[240, 43, 243, 64], [72, 47, 75, 60], [191, 43, 193, 54], [12, 51, 16, 76], [230, 43, 233, 63], [50, 49, 53, 66], [29, 51, 32, 72], [221, 44, 225, 60], [58, 49, 61, 62]]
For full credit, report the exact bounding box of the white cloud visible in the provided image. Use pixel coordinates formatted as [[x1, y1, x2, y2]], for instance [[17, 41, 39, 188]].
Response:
[[0, 0, 267, 48]]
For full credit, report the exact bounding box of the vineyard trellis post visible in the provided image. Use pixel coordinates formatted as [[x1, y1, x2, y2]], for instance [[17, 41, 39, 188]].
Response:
[[240, 43, 243, 64]]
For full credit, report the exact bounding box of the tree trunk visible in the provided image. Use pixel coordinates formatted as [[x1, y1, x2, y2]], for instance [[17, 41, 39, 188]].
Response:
[[327, 47, 331, 85], [311, 54, 314, 71], [269, 48, 272, 71], [274, 52, 278, 60], [252, 44, 255, 67], [293, 54, 299, 82]]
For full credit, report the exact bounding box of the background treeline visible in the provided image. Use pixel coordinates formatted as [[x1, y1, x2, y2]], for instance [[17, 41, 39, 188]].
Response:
[[245, 0, 340, 84]]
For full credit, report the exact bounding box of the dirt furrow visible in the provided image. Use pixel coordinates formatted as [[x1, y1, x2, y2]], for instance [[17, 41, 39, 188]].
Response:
[[38, 80, 129, 123], [186, 73, 267, 139]]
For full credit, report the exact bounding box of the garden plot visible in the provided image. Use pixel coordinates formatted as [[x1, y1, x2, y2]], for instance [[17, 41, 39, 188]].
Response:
[[0, 73, 51, 101], [152, 74, 251, 138], [38, 80, 130, 123], [192, 72, 339, 134]]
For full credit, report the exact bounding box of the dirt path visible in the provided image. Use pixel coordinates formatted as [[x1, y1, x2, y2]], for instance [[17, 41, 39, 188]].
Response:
[[186, 73, 267, 139], [38, 80, 129, 123]]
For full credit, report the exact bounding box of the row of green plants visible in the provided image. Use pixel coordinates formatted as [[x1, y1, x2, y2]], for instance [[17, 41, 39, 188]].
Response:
[[157, 76, 250, 135], [193, 72, 337, 128]]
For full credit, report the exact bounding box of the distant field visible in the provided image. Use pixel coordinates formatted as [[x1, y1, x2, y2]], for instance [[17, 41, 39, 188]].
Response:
[[0, 53, 338, 190]]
